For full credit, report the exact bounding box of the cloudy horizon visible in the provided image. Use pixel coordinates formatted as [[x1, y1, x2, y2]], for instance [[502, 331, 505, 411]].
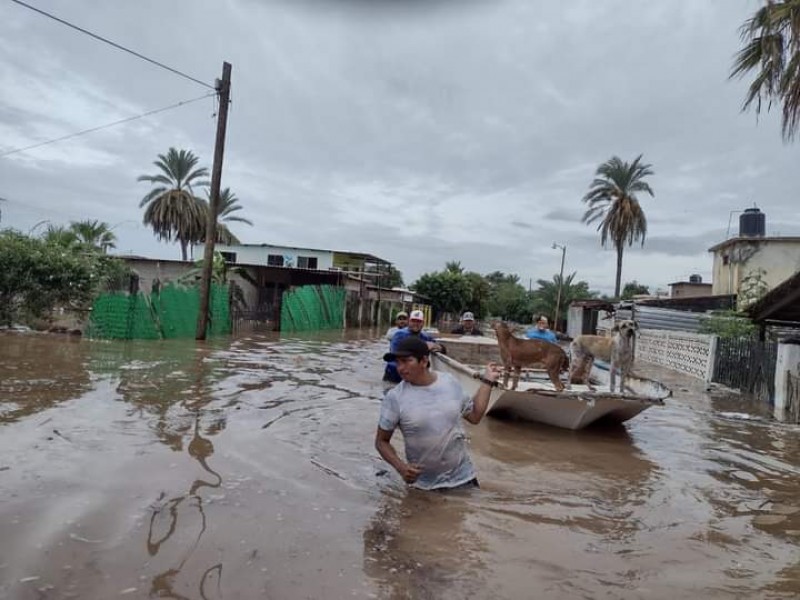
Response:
[[1, 0, 797, 295]]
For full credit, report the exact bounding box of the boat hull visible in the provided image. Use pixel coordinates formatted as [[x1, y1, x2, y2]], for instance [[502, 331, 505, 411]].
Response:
[[431, 352, 667, 430]]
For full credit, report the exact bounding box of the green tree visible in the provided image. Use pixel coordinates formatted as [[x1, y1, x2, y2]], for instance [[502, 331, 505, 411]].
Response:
[[138, 148, 209, 260], [487, 279, 530, 322], [69, 219, 117, 253], [529, 272, 597, 326], [380, 264, 404, 288], [0, 229, 130, 326], [445, 261, 464, 275], [464, 271, 490, 319], [582, 155, 654, 298], [198, 187, 253, 245], [42, 225, 79, 249], [621, 280, 650, 300], [731, 0, 800, 140], [411, 267, 471, 319]]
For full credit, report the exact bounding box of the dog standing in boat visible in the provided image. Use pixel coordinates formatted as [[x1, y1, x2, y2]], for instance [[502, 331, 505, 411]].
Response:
[[492, 321, 568, 391], [569, 320, 638, 392]]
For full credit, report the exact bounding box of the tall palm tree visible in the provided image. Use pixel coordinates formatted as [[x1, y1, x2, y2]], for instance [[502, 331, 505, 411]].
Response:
[[582, 155, 654, 298], [731, 0, 800, 141], [69, 219, 116, 253], [137, 148, 209, 260]]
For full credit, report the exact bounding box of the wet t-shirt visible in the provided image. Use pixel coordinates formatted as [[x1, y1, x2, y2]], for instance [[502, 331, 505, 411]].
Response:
[[378, 372, 475, 490]]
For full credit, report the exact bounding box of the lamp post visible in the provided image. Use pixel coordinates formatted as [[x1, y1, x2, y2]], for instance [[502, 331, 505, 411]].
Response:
[[552, 242, 566, 331]]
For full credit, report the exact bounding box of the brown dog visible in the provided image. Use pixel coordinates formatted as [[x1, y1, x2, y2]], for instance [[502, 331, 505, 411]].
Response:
[[569, 320, 638, 392], [492, 321, 567, 391]]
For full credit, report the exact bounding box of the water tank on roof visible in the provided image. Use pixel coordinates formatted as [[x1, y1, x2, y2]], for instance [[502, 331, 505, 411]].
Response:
[[689, 274, 702, 284], [739, 207, 765, 237]]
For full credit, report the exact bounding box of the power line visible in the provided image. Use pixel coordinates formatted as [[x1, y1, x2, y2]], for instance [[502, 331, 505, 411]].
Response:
[[0, 92, 216, 158], [9, 0, 215, 90]]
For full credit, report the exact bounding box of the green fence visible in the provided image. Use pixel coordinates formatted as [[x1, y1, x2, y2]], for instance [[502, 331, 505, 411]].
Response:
[[281, 285, 345, 332], [87, 283, 230, 340]]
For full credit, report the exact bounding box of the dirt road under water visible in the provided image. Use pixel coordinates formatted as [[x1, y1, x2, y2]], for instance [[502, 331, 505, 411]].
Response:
[[0, 331, 798, 599]]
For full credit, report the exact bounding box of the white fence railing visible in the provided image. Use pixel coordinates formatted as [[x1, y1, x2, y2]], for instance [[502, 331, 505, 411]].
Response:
[[637, 329, 717, 381]]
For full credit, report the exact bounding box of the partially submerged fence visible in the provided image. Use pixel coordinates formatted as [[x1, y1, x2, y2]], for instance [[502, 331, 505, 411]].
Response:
[[87, 283, 230, 340], [637, 329, 716, 380], [711, 337, 778, 405]]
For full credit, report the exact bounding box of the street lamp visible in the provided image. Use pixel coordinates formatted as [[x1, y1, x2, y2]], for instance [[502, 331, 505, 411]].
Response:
[[552, 242, 566, 331]]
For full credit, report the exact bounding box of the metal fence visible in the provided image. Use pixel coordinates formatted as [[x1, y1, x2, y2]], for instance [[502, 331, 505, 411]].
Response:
[[712, 337, 778, 404]]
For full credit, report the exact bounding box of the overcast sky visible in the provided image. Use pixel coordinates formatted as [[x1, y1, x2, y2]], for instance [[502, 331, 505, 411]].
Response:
[[1, 0, 797, 294]]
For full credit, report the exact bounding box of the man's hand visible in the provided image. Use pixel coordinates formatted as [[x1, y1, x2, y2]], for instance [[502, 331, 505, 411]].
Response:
[[427, 342, 443, 353], [399, 463, 423, 484], [483, 361, 502, 383]]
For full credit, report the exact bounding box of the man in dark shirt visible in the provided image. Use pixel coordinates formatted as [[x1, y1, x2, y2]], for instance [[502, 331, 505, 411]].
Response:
[[451, 312, 483, 336]]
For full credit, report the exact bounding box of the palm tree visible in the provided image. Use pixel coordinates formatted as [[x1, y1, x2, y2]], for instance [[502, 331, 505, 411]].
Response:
[[582, 155, 654, 298], [42, 225, 79, 248], [137, 148, 209, 260], [731, 0, 800, 140], [69, 219, 116, 253], [197, 188, 252, 246], [530, 272, 597, 325]]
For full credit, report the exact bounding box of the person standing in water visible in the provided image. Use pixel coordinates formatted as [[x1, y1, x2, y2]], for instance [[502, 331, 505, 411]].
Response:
[[375, 336, 501, 490]]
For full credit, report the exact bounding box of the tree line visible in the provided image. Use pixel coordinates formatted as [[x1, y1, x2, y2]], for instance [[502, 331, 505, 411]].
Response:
[[409, 260, 650, 325]]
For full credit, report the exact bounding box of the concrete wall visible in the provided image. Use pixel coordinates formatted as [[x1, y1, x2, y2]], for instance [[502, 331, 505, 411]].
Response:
[[711, 239, 800, 296], [774, 342, 800, 422], [194, 244, 335, 270], [670, 283, 713, 298], [636, 329, 717, 381]]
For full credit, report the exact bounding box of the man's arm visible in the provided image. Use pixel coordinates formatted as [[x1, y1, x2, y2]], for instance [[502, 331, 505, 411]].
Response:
[[463, 362, 502, 424], [375, 427, 422, 483]]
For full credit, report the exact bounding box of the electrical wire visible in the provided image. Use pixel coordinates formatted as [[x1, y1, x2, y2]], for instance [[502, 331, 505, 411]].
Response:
[[8, 0, 215, 90], [0, 92, 216, 158]]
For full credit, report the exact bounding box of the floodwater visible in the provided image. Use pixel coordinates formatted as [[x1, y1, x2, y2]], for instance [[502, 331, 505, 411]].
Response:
[[0, 331, 798, 600]]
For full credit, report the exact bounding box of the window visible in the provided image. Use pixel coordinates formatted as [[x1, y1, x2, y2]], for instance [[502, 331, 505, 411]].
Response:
[[298, 256, 318, 269], [267, 254, 284, 267], [722, 254, 729, 266], [219, 251, 236, 263]]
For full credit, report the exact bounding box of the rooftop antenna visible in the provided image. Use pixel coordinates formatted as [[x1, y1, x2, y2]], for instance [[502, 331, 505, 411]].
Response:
[[725, 209, 743, 239]]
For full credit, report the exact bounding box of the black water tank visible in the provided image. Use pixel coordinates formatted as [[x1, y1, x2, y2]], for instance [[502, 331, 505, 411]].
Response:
[[689, 274, 702, 284], [739, 207, 765, 237]]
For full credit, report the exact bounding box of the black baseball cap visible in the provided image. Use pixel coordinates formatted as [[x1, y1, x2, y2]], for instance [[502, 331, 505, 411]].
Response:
[[383, 336, 430, 362]]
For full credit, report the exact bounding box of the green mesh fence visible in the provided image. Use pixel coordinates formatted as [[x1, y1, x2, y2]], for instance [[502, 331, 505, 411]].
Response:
[[87, 283, 231, 340], [281, 285, 345, 332]]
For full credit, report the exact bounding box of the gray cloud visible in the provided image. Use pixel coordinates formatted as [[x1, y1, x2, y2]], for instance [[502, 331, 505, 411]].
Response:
[[1, 0, 799, 297]]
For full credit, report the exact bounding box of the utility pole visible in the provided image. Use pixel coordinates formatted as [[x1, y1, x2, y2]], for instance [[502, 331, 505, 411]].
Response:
[[196, 61, 232, 340], [552, 242, 566, 332]]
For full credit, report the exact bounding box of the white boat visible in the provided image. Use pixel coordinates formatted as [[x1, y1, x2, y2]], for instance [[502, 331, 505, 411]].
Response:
[[431, 349, 670, 430]]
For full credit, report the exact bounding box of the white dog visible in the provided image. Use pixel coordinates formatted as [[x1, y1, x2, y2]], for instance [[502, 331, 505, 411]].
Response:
[[569, 320, 639, 393], [609, 320, 638, 393]]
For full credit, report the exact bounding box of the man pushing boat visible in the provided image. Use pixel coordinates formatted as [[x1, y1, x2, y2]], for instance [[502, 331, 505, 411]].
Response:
[[375, 336, 502, 490]]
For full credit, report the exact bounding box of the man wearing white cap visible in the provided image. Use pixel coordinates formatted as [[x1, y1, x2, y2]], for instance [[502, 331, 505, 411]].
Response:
[[450, 311, 483, 336], [383, 309, 440, 383]]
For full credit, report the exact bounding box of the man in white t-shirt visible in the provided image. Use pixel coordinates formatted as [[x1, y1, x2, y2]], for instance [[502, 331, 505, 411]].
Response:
[[375, 336, 501, 490]]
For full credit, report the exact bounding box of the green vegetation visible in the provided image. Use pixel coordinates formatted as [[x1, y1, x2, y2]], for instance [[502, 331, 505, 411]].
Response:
[[699, 310, 757, 339], [582, 155, 654, 299], [137, 147, 251, 259], [621, 280, 651, 300], [411, 263, 597, 324], [732, 0, 800, 141], [0, 227, 131, 327]]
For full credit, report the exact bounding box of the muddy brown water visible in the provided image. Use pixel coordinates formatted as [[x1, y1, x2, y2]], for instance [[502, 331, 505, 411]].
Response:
[[0, 331, 798, 600]]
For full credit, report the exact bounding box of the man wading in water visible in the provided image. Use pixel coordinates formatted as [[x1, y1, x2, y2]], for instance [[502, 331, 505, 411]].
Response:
[[375, 336, 502, 490]]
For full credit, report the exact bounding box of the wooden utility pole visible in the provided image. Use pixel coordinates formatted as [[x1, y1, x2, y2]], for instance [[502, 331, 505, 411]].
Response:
[[196, 61, 232, 340]]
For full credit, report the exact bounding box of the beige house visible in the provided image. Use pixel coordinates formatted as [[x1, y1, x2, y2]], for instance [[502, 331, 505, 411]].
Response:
[[668, 277, 713, 298], [709, 236, 800, 297]]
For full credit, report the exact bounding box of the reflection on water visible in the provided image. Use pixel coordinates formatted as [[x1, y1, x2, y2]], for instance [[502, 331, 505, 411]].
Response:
[[0, 331, 799, 599]]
